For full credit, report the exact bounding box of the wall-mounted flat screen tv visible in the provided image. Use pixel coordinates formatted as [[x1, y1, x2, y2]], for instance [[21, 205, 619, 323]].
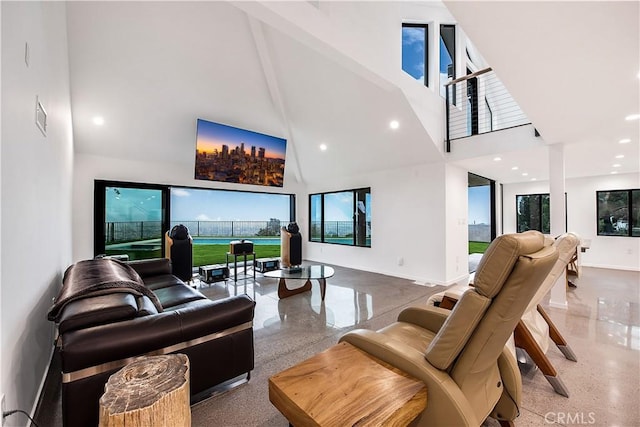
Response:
[[195, 118, 287, 187]]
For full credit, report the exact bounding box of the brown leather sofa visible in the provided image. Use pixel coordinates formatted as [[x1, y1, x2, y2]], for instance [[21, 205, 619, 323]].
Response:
[[48, 257, 256, 427]]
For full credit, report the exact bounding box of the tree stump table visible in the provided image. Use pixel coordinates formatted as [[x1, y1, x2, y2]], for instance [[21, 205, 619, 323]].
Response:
[[99, 354, 191, 427]]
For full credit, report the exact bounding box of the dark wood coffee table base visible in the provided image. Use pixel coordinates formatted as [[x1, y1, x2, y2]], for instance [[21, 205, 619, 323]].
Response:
[[265, 265, 334, 301], [277, 278, 326, 300]]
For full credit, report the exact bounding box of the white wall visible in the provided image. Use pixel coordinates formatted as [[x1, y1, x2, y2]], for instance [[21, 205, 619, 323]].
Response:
[[445, 164, 469, 283], [302, 161, 469, 286], [503, 172, 640, 271], [72, 153, 304, 262], [1, 1, 73, 421]]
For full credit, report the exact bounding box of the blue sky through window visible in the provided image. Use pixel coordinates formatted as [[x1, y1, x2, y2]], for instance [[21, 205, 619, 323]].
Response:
[[439, 38, 453, 97], [106, 187, 162, 222], [468, 185, 490, 225], [170, 187, 291, 222], [402, 26, 426, 84]]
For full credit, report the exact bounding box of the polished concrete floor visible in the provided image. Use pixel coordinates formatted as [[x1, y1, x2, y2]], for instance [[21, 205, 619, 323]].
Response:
[[34, 263, 639, 426]]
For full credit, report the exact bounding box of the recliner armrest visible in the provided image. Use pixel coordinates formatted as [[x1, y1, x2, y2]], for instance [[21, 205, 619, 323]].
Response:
[[339, 329, 480, 426], [397, 306, 451, 333]]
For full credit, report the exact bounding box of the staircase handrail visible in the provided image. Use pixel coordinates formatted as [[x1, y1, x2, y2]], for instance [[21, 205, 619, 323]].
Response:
[[445, 67, 493, 86]]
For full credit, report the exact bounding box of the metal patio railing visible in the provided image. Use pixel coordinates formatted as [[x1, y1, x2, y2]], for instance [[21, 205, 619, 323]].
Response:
[[445, 67, 530, 151]]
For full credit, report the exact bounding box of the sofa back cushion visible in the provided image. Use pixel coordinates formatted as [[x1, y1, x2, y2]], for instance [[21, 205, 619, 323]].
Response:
[[128, 258, 172, 278]]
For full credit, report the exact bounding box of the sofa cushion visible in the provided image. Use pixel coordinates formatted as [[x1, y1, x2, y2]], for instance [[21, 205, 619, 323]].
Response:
[[154, 284, 205, 308], [143, 274, 185, 291], [128, 258, 172, 278], [58, 294, 138, 334]]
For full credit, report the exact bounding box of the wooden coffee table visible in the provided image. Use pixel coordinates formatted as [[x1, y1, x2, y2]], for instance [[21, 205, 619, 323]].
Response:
[[269, 341, 427, 426]]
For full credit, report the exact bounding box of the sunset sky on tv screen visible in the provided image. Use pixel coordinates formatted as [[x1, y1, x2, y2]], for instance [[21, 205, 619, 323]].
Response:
[[196, 119, 286, 159], [194, 119, 287, 187]]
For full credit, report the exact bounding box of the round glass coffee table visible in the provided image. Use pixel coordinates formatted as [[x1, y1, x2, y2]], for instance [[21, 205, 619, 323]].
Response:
[[264, 265, 334, 300]]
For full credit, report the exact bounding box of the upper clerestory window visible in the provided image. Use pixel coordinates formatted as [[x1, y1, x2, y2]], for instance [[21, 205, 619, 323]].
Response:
[[402, 23, 428, 87]]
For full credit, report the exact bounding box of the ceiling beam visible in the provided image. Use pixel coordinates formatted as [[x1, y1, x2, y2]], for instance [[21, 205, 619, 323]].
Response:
[[247, 15, 304, 184]]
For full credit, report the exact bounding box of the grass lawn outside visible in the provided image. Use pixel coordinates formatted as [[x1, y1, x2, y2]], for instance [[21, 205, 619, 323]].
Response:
[[111, 242, 489, 267], [469, 241, 490, 254], [106, 244, 281, 266], [193, 244, 280, 266]]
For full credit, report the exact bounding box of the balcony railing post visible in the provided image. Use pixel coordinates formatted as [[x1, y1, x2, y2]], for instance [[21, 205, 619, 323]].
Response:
[[445, 84, 451, 152]]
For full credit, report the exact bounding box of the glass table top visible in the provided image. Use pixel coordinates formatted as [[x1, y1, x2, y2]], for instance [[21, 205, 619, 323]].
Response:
[[263, 265, 335, 280]]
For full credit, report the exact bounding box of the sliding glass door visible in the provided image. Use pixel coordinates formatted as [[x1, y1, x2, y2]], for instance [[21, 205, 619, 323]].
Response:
[[95, 182, 167, 260]]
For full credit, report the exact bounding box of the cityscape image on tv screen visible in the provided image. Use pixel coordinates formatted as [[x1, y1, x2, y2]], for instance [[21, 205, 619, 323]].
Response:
[[195, 118, 287, 187]]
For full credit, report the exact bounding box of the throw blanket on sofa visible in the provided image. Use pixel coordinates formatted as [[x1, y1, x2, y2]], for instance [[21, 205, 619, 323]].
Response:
[[47, 258, 163, 322]]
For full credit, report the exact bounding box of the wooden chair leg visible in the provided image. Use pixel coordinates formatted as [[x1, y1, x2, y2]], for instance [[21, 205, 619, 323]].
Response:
[[514, 321, 570, 397], [439, 295, 458, 310], [537, 305, 578, 362]]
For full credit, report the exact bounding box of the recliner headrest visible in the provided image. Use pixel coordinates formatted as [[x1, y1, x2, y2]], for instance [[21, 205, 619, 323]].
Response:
[[473, 230, 545, 298]]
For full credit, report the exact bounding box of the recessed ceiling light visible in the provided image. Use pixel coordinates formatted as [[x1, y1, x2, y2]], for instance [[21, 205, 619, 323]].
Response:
[[389, 120, 399, 130], [319, 143, 327, 151], [511, 166, 519, 170], [619, 138, 631, 144], [611, 171, 618, 174], [92, 116, 105, 126], [531, 178, 537, 181], [493, 157, 502, 161], [625, 113, 640, 121], [615, 154, 625, 159], [522, 172, 528, 176], [612, 163, 621, 168]]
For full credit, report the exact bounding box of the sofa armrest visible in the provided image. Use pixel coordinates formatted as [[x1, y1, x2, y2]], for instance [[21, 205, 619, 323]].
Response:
[[397, 306, 451, 333], [128, 258, 172, 278], [58, 293, 139, 334], [60, 294, 255, 374]]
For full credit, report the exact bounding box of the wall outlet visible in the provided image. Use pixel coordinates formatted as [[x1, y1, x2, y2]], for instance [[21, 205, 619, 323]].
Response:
[[397, 257, 404, 266], [1, 393, 6, 426]]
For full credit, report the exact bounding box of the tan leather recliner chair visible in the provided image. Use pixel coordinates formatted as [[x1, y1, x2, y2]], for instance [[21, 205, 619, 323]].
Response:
[[515, 232, 580, 396], [427, 232, 580, 397], [340, 231, 558, 426]]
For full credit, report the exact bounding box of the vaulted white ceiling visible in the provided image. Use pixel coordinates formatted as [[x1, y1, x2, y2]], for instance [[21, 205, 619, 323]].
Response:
[[67, 1, 442, 186], [67, 1, 639, 186], [445, 0, 639, 183]]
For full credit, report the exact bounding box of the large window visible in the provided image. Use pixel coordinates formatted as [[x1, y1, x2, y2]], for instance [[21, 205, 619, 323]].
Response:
[[516, 193, 568, 234], [439, 24, 456, 99], [517, 193, 550, 233], [95, 181, 168, 260], [468, 173, 495, 251], [309, 188, 371, 247], [95, 180, 295, 265], [402, 23, 428, 86], [597, 189, 640, 237]]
